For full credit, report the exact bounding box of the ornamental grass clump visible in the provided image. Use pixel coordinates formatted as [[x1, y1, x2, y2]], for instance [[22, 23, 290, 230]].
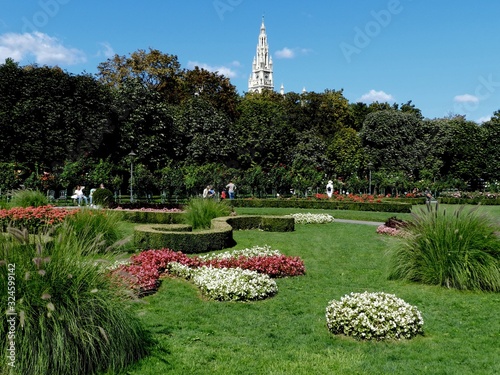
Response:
[[0, 223, 152, 375], [325, 291, 424, 341], [8, 189, 48, 208], [60, 208, 127, 253], [184, 197, 231, 229], [388, 206, 500, 291]]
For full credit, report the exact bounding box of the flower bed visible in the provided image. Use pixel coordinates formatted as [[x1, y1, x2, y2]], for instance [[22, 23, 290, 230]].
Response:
[[110, 245, 305, 298], [288, 212, 334, 224], [0, 205, 76, 232], [168, 263, 277, 301], [325, 291, 424, 340], [376, 216, 407, 237]]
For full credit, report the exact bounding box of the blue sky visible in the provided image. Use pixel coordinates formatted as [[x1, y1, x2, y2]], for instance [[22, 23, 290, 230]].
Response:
[[1, 0, 500, 122]]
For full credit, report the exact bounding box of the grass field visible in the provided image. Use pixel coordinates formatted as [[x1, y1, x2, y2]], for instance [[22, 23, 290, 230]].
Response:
[[122, 205, 500, 375]]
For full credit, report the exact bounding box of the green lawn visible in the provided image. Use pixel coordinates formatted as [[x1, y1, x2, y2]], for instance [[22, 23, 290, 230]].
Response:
[[122, 206, 500, 375]]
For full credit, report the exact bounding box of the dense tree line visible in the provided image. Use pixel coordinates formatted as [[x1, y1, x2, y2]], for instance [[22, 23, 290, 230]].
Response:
[[1, 49, 499, 198]]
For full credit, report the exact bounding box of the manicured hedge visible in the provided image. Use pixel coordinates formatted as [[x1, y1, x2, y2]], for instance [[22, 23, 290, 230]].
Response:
[[438, 197, 500, 205], [115, 210, 185, 224], [228, 199, 412, 213], [133, 215, 295, 253]]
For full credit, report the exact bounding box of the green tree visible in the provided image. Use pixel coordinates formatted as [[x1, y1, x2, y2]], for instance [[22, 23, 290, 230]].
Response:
[[176, 97, 236, 166], [97, 48, 183, 104], [360, 110, 424, 178], [481, 111, 500, 182], [235, 92, 291, 169]]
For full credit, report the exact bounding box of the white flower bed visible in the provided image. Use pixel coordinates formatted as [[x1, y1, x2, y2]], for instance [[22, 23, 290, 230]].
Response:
[[288, 213, 334, 224], [326, 291, 424, 340], [168, 262, 278, 301], [197, 245, 282, 260]]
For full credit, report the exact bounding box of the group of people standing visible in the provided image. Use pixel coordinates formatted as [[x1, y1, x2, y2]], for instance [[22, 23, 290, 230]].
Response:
[[203, 181, 236, 200]]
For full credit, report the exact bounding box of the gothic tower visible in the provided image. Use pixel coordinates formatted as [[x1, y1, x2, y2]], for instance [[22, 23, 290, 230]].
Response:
[[248, 17, 274, 93]]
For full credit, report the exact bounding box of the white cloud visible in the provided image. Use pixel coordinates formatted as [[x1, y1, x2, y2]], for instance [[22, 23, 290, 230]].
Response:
[[453, 94, 479, 103], [275, 47, 311, 59], [477, 116, 491, 124], [187, 60, 238, 78], [0, 32, 86, 65], [275, 47, 294, 59], [97, 42, 115, 59], [358, 89, 395, 103]]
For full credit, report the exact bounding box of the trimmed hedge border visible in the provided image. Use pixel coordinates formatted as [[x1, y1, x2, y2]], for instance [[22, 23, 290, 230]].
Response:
[[228, 199, 412, 213], [438, 197, 500, 205], [133, 215, 295, 253], [111, 210, 185, 224]]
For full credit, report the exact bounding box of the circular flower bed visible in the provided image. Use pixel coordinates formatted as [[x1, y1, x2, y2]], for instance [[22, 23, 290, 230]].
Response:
[[325, 291, 424, 340]]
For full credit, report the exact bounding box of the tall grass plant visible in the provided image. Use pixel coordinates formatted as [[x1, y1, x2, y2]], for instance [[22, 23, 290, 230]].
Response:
[[184, 198, 231, 229], [60, 208, 129, 253], [8, 189, 48, 208], [0, 220, 151, 375], [389, 206, 500, 291]]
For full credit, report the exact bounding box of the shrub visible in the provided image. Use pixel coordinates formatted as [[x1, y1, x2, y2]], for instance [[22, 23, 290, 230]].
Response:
[[184, 198, 231, 229], [8, 189, 48, 208], [0, 223, 151, 374], [91, 188, 114, 208], [388, 206, 500, 291], [326, 291, 424, 340]]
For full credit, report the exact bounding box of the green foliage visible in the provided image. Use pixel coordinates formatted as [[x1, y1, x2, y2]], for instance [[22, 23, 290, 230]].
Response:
[[0, 224, 151, 374], [60, 209, 127, 253], [91, 188, 114, 207], [0, 162, 21, 191], [229, 198, 412, 213], [8, 189, 48, 208], [389, 206, 500, 291], [184, 198, 231, 229]]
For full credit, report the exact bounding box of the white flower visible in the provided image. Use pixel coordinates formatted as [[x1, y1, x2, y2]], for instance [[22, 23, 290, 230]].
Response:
[[288, 213, 334, 224], [170, 264, 277, 302], [325, 291, 424, 340], [197, 245, 282, 261]]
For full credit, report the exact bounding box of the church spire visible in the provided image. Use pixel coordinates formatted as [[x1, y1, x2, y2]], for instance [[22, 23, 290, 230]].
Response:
[[248, 17, 274, 93]]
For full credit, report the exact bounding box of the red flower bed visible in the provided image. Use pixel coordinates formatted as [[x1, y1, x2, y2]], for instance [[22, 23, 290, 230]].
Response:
[[198, 255, 305, 278], [110, 248, 306, 296], [0, 205, 77, 232]]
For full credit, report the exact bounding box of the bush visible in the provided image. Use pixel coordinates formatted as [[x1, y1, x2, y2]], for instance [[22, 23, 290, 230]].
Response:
[[389, 206, 500, 291], [8, 189, 48, 208], [91, 188, 114, 208], [326, 292, 424, 340], [184, 198, 231, 229], [0, 223, 151, 374]]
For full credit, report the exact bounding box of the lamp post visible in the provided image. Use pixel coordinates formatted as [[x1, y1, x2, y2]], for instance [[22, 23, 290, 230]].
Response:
[[368, 162, 373, 195], [128, 151, 136, 203]]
